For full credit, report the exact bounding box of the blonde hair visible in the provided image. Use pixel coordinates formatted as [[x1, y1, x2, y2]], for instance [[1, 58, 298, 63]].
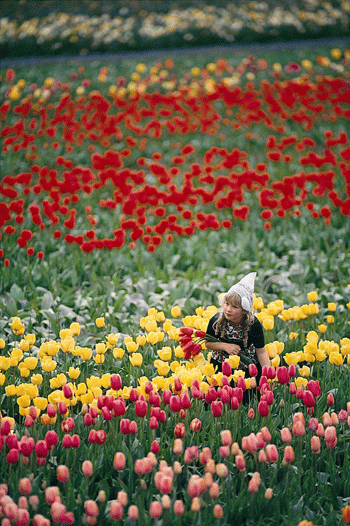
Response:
[[213, 291, 254, 348]]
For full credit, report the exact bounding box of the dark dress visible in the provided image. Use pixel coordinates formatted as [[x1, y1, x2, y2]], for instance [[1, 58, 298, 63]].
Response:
[[206, 313, 265, 404]]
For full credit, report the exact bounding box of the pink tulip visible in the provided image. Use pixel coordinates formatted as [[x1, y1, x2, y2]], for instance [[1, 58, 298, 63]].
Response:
[[110, 373, 122, 391], [292, 421, 305, 437], [62, 384, 73, 399], [57, 465, 69, 483], [258, 400, 269, 417], [310, 436, 321, 454], [281, 427, 292, 443], [113, 452, 126, 470], [173, 500, 184, 516], [174, 422, 186, 438], [18, 478, 32, 496], [266, 444, 279, 462], [327, 392, 335, 406], [190, 418, 201, 432], [303, 390, 315, 407], [213, 504, 224, 519], [307, 379, 321, 398], [127, 505, 139, 520], [170, 395, 181, 413], [222, 361, 232, 376], [283, 445, 295, 463], [249, 363, 258, 376], [149, 501, 162, 519], [211, 400, 223, 417], [221, 429, 232, 446], [277, 366, 290, 385], [180, 389, 191, 409], [235, 454, 246, 471], [82, 460, 93, 477], [109, 501, 123, 520], [248, 473, 260, 493], [324, 426, 337, 449], [288, 364, 296, 377]]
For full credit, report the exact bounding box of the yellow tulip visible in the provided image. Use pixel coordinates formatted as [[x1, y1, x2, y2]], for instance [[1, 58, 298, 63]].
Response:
[[330, 48, 342, 60], [307, 291, 318, 302], [228, 355, 240, 370], [61, 337, 75, 354], [147, 332, 159, 345], [126, 341, 139, 353], [60, 329, 72, 339], [129, 353, 143, 367], [86, 376, 101, 389], [329, 352, 343, 366], [0, 356, 10, 371], [202, 363, 215, 378], [80, 392, 94, 405], [70, 322, 81, 335], [100, 374, 111, 389], [113, 347, 125, 359], [253, 296, 265, 310], [328, 302, 336, 312], [19, 339, 30, 352], [157, 347, 172, 361], [315, 350, 326, 362], [318, 324, 327, 333], [326, 315, 335, 324], [17, 394, 31, 408], [94, 354, 105, 364], [298, 366, 310, 377], [0, 373, 5, 386], [24, 357, 38, 370], [156, 362, 170, 376], [107, 333, 119, 347], [271, 356, 280, 367], [34, 397, 48, 411], [262, 317, 274, 331], [5, 384, 16, 396], [20, 366, 30, 378], [95, 343, 106, 354], [163, 319, 173, 333], [11, 317, 25, 335], [0, 339, 5, 349], [80, 348, 93, 361], [68, 367, 80, 379], [41, 359, 57, 373], [96, 317, 105, 328], [304, 353, 316, 363], [174, 346, 184, 359], [76, 383, 87, 396], [171, 306, 182, 318], [136, 335, 147, 346], [295, 377, 308, 388], [283, 352, 300, 366], [266, 343, 278, 359]]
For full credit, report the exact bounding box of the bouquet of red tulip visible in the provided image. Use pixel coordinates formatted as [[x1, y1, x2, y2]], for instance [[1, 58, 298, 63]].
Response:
[[179, 327, 249, 365]]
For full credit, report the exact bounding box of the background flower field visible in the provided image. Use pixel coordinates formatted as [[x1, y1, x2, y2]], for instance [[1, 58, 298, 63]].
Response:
[[0, 26, 350, 526]]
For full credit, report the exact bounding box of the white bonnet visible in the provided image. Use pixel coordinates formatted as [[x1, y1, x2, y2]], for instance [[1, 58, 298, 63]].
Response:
[[227, 272, 256, 311]]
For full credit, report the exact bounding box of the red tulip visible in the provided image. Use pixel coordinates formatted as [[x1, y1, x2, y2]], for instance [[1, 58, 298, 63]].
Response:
[[276, 366, 290, 385], [258, 400, 269, 417]]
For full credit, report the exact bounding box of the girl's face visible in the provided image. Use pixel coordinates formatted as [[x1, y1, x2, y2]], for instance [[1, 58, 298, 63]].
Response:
[[223, 299, 243, 324]]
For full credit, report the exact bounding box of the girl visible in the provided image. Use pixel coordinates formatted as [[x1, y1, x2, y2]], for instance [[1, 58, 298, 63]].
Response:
[[205, 272, 270, 400]]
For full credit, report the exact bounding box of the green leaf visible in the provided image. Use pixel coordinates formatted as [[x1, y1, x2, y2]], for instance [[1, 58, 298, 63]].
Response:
[[10, 284, 25, 301], [41, 291, 54, 310], [4, 293, 17, 316]]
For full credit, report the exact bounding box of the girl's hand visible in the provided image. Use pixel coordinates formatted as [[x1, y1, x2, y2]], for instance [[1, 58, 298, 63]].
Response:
[[225, 343, 241, 355]]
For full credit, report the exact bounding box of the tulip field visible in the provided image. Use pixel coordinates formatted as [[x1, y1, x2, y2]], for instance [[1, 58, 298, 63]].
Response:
[[1, 42, 350, 525]]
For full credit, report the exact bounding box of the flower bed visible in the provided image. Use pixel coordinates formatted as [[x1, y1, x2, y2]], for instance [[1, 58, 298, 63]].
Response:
[[1, 0, 349, 59], [0, 289, 350, 525]]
